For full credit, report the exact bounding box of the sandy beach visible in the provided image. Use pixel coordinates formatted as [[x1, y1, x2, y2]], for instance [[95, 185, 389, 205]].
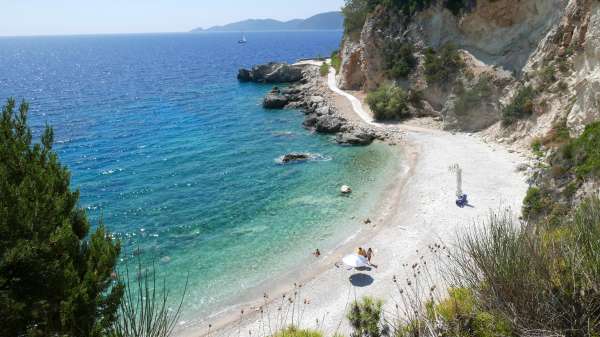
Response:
[[178, 66, 529, 337]]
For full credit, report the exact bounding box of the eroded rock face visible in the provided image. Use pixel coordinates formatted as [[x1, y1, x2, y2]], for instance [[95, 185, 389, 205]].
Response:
[[238, 62, 304, 83]]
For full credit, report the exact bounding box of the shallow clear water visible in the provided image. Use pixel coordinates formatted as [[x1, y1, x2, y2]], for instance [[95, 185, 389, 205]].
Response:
[[0, 32, 399, 319]]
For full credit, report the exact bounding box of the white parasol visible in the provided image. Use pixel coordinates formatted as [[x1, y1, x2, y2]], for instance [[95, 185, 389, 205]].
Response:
[[342, 254, 369, 269]]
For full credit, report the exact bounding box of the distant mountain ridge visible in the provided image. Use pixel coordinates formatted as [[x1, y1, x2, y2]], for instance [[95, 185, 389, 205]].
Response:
[[191, 11, 343, 32]]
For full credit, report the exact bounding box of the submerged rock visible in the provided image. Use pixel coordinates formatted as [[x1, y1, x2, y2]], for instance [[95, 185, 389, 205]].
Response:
[[280, 152, 311, 163]]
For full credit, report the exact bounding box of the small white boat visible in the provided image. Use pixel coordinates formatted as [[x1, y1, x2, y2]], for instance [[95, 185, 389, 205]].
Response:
[[238, 33, 247, 44]]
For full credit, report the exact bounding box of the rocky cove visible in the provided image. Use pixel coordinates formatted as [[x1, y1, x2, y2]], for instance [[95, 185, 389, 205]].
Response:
[[238, 62, 393, 145]]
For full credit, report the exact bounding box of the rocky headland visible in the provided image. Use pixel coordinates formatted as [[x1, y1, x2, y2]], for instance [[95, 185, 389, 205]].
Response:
[[238, 62, 395, 145]]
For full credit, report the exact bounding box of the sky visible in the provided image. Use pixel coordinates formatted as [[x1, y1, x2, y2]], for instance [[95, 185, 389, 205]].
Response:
[[1, 0, 346, 37]]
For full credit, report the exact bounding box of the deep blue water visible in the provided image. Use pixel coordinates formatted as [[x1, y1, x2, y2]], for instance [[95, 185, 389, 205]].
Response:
[[0, 32, 398, 320]]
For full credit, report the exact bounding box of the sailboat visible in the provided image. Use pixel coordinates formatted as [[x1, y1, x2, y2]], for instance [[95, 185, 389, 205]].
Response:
[[238, 33, 247, 44]]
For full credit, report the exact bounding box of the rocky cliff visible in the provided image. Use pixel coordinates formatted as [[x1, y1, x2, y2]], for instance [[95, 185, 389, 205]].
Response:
[[337, 0, 599, 142]]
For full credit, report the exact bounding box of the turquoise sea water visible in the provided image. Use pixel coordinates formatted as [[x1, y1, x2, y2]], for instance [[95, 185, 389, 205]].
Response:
[[0, 32, 399, 320]]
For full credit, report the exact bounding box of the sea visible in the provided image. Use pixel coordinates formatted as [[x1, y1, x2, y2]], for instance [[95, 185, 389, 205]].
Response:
[[0, 31, 400, 324]]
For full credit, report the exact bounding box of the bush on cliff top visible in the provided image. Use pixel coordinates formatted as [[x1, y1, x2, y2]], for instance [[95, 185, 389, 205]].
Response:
[[366, 84, 410, 120]]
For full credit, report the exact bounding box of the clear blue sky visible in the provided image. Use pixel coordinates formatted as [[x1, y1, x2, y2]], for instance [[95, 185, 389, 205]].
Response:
[[1, 0, 346, 36]]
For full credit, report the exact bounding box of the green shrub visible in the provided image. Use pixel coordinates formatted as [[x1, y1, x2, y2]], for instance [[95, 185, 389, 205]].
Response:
[[383, 40, 416, 79], [561, 121, 600, 178], [366, 84, 410, 120], [424, 43, 464, 84], [347, 296, 383, 337], [522, 186, 553, 220], [531, 138, 543, 157], [272, 326, 324, 337], [501, 85, 536, 126], [320, 62, 329, 77], [454, 76, 492, 115], [451, 197, 600, 336], [331, 50, 342, 73], [539, 65, 556, 88], [427, 288, 513, 337], [342, 0, 375, 39]]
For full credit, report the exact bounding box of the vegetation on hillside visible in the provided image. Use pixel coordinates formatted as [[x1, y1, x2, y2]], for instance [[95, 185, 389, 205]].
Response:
[[423, 43, 464, 84], [320, 62, 330, 77], [453, 75, 493, 115], [501, 85, 537, 126], [0, 98, 123, 337], [366, 84, 410, 120], [382, 39, 417, 79], [342, 0, 473, 38], [331, 50, 342, 73]]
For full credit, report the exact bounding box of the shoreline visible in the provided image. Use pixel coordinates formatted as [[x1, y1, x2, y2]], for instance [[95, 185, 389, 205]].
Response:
[[176, 139, 414, 337], [177, 63, 529, 337]]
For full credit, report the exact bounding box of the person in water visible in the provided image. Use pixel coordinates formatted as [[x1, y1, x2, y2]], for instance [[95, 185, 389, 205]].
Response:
[[313, 248, 321, 258]]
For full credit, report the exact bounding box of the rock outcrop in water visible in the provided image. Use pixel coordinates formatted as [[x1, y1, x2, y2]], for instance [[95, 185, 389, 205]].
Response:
[[238, 62, 304, 83], [280, 152, 311, 163], [239, 61, 388, 146]]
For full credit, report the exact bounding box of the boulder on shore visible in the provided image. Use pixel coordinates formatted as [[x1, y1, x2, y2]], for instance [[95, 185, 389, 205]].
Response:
[[336, 128, 376, 145], [315, 115, 344, 133], [238, 62, 304, 83], [263, 88, 289, 109]]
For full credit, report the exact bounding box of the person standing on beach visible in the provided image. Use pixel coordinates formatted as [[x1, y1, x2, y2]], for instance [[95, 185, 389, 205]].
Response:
[[366, 248, 374, 263]]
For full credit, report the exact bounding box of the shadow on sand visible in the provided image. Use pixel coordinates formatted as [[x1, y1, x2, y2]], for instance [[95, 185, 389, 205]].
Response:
[[349, 273, 374, 287]]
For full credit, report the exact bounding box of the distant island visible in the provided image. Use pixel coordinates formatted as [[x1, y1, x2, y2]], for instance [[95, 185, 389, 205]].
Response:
[[190, 11, 343, 32]]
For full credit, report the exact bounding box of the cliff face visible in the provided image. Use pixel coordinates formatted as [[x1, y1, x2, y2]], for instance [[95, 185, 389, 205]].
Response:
[[337, 0, 599, 140]]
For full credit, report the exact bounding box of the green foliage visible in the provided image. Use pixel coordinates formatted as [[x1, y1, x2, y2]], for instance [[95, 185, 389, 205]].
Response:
[[423, 43, 464, 84], [531, 138, 543, 157], [522, 187, 553, 220], [0, 98, 123, 337], [382, 40, 417, 79], [342, 0, 376, 38], [341, 0, 471, 39], [366, 84, 410, 120], [539, 65, 556, 88], [331, 50, 342, 73], [273, 327, 324, 337], [347, 296, 383, 337], [320, 62, 330, 77], [427, 288, 512, 337], [451, 198, 600, 336], [454, 76, 492, 115], [566, 121, 600, 178], [109, 258, 187, 337], [501, 85, 536, 126]]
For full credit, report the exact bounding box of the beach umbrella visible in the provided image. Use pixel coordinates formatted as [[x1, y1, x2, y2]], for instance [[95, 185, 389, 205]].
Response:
[[342, 254, 369, 269]]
